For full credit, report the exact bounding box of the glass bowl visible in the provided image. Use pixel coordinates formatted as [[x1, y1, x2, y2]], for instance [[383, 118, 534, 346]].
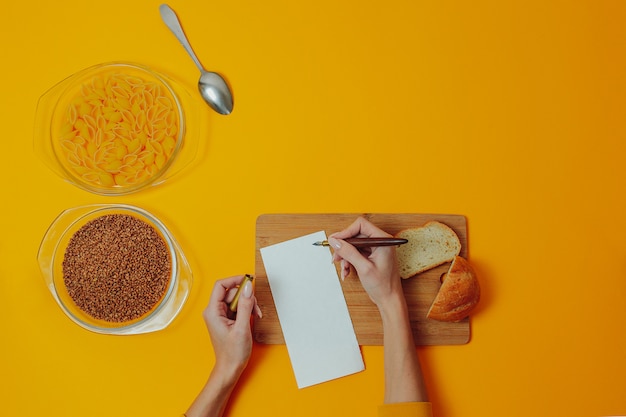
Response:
[[37, 204, 192, 335], [34, 62, 200, 195]]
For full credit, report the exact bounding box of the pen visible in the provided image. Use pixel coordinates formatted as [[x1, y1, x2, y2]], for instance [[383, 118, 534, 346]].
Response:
[[312, 237, 408, 248], [229, 274, 255, 313]]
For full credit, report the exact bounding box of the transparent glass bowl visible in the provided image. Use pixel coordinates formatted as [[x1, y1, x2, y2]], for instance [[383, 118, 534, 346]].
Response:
[[34, 62, 200, 195], [37, 204, 192, 335]]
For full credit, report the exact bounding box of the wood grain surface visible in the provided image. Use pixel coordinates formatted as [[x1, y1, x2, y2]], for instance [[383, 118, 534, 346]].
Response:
[[253, 213, 470, 346]]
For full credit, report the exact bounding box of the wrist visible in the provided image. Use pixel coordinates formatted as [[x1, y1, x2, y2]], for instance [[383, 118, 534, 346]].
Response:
[[210, 361, 244, 389], [186, 362, 244, 417], [377, 293, 410, 326]]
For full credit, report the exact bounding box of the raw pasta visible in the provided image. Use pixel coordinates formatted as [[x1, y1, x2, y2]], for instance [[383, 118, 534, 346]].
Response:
[[56, 71, 180, 190]]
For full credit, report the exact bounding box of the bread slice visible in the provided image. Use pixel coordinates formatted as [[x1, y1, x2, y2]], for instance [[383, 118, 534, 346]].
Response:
[[427, 256, 480, 322], [395, 221, 461, 279]]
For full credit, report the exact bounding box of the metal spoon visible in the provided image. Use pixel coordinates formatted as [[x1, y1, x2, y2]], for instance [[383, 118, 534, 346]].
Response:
[[159, 4, 234, 115]]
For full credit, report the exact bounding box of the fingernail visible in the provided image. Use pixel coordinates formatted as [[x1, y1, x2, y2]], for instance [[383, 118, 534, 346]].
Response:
[[340, 260, 346, 281], [243, 281, 253, 298], [328, 237, 341, 249]]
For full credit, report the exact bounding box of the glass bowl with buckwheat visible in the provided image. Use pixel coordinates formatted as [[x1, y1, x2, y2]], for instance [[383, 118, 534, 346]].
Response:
[[37, 204, 192, 335]]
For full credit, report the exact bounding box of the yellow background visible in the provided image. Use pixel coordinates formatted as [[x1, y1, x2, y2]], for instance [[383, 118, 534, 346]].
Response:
[[2, 1, 625, 416]]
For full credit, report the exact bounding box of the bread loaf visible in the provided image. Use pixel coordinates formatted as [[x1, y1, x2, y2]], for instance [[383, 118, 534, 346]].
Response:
[[395, 221, 461, 279], [427, 256, 480, 322]]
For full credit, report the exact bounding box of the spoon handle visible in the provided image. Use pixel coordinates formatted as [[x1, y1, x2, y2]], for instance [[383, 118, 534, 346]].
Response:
[[159, 4, 206, 72]]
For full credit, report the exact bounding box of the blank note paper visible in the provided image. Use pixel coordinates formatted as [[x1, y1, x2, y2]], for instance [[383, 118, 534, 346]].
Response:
[[260, 231, 364, 388]]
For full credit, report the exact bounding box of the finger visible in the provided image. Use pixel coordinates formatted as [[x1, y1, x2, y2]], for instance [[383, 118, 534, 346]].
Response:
[[203, 301, 234, 331], [208, 275, 246, 316], [328, 237, 372, 274], [340, 259, 346, 280], [344, 260, 352, 279], [340, 259, 352, 281], [210, 275, 245, 302], [233, 281, 255, 330], [224, 287, 239, 304], [254, 301, 263, 318]]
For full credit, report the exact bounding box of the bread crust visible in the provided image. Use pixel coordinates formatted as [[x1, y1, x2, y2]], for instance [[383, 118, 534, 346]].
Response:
[[427, 256, 480, 322]]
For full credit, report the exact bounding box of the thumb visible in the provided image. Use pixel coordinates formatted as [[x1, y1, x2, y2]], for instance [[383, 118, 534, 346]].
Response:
[[328, 237, 371, 274], [233, 281, 255, 329]]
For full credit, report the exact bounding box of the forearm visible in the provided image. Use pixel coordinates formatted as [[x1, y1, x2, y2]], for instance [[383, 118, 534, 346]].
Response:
[[379, 295, 428, 403], [185, 365, 241, 417]]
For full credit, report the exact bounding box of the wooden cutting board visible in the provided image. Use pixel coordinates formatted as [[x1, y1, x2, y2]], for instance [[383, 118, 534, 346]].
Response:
[[253, 213, 470, 346]]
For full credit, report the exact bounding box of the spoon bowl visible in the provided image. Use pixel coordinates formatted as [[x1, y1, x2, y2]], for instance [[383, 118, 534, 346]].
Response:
[[199, 71, 233, 115], [160, 4, 234, 115]]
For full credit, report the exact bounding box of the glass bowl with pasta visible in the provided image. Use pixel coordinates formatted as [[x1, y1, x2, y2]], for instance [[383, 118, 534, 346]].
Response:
[[34, 62, 200, 195]]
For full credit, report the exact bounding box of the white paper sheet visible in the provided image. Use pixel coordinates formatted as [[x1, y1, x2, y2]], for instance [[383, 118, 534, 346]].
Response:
[[260, 231, 364, 388]]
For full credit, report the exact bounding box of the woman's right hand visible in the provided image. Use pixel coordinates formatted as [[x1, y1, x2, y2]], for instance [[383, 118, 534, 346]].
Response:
[[330, 218, 428, 404], [327, 217, 405, 309]]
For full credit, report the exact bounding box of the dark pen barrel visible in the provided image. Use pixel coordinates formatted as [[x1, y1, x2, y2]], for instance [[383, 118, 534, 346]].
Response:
[[344, 238, 408, 248]]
